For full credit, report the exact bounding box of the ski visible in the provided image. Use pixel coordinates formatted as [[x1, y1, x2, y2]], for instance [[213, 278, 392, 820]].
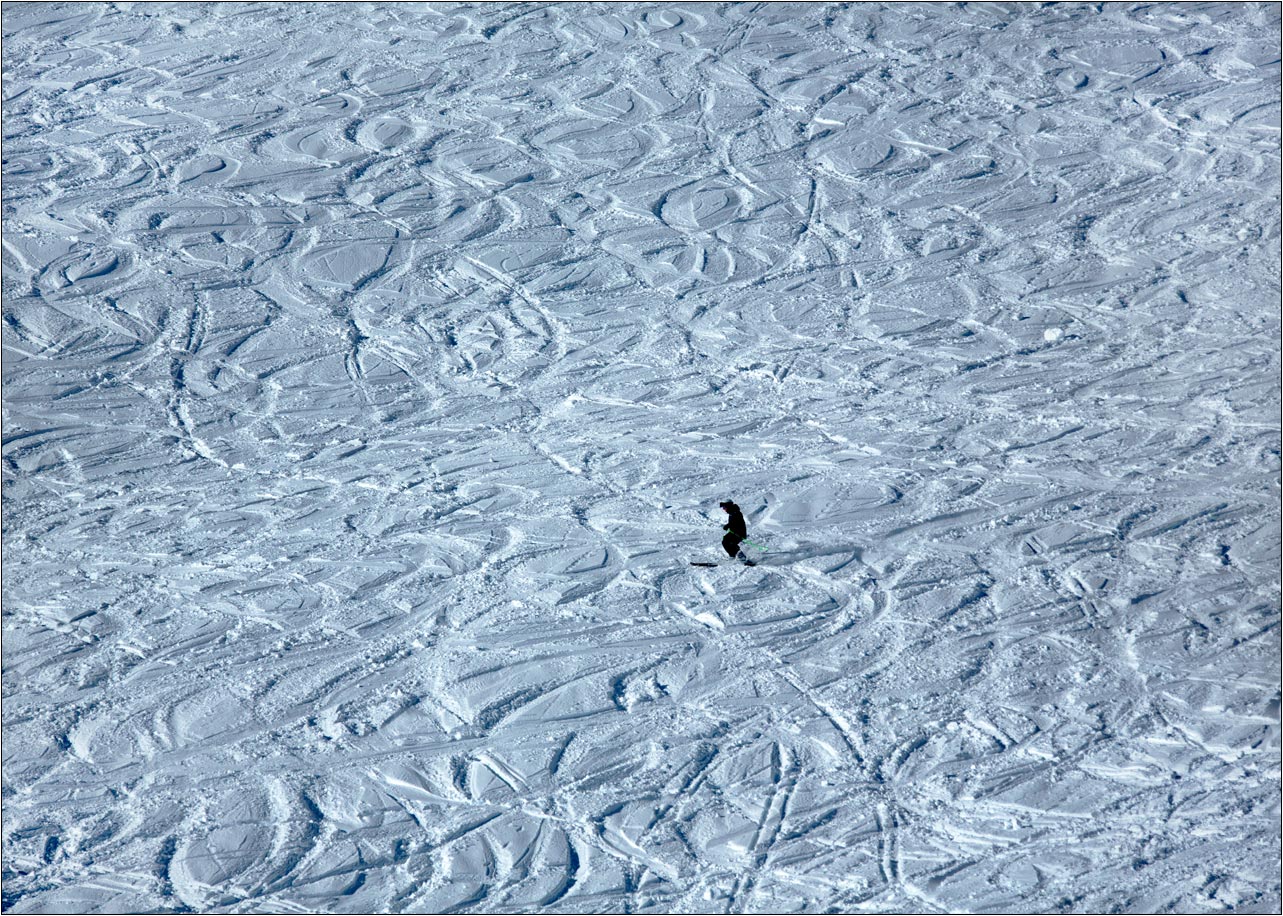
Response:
[[690, 554, 757, 568]]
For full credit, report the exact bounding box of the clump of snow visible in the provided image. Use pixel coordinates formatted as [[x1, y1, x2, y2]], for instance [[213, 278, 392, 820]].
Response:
[[2, 3, 1279, 914]]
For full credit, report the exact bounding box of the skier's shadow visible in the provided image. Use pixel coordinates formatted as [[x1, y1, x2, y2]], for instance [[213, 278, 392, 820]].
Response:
[[756, 543, 866, 571]]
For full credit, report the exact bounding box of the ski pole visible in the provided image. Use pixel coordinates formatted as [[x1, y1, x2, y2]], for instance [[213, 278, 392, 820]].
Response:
[[742, 537, 768, 552]]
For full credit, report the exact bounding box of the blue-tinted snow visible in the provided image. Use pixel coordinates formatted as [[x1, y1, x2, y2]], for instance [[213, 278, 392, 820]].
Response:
[[2, 3, 1280, 913]]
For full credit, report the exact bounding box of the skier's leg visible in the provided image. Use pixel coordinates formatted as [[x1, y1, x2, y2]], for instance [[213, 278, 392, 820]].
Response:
[[722, 533, 742, 557]]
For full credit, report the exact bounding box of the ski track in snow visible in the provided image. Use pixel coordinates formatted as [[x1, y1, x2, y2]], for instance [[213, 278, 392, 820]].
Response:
[[2, 3, 1279, 913]]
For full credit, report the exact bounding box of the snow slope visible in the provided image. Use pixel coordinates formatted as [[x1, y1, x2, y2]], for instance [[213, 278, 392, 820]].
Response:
[[2, 2, 1280, 912]]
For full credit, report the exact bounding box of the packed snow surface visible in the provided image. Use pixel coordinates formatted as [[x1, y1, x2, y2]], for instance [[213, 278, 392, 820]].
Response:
[[3, 2, 1280, 913]]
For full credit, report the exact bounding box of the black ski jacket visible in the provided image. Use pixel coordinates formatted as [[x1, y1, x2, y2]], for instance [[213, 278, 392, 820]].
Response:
[[722, 504, 747, 539]]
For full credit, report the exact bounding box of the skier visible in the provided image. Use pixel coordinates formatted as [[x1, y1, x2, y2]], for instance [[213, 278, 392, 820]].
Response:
[[719, 500, 753, 564]]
